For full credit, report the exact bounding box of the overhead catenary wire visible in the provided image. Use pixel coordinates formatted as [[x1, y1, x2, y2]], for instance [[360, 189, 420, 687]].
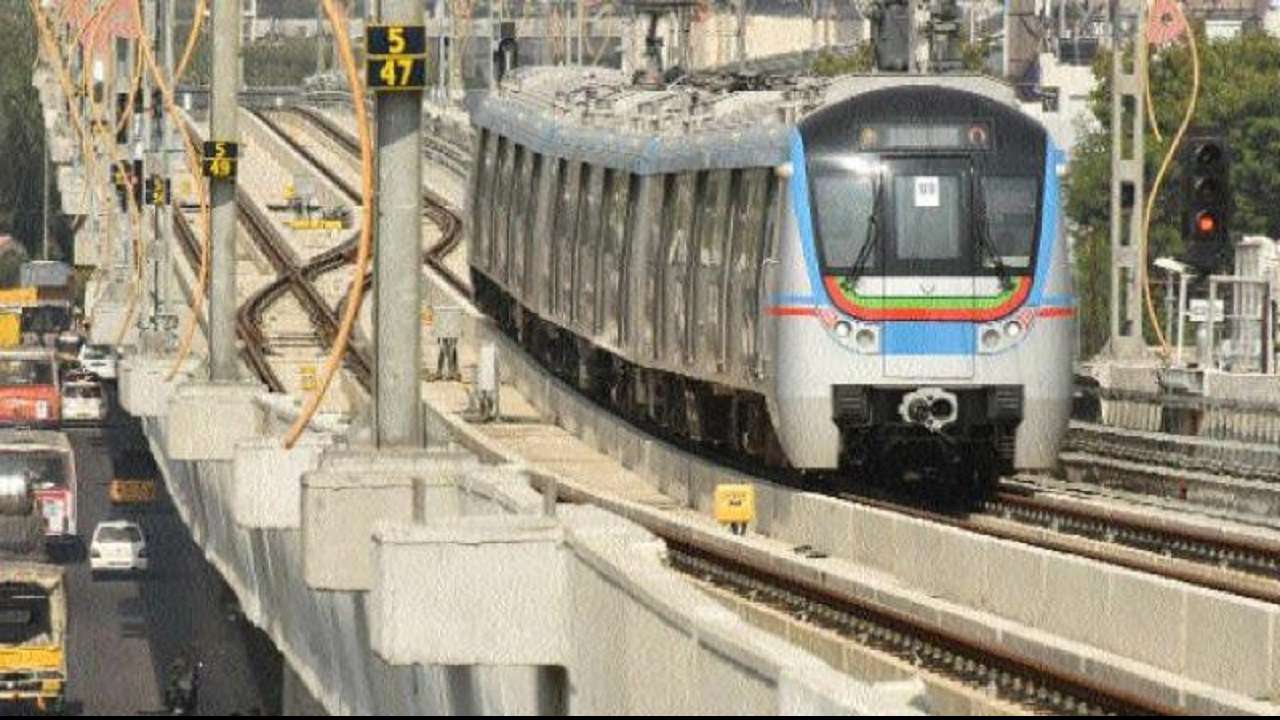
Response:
[[29, 0, 146, 344], [1139, 0, 1199, 356], [175, 0, 207, 83], [284, 0, 375, 449], [129, 0, 216, 380]]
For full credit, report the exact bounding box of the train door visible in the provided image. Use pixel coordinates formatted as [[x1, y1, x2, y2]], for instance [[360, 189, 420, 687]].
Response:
[[879, 157, 976, 380]]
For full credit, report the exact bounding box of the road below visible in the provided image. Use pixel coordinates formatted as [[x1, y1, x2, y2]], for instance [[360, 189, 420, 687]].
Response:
[[51, 393, 283, 716]]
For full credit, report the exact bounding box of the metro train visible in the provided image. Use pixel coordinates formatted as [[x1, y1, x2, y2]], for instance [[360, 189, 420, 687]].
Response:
[[467, 69, 1075, 494]]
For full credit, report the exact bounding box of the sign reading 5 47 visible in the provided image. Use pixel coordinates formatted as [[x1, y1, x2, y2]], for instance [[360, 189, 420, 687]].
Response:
[[202, 141, 239, 179], [366, 24, 428, 92]]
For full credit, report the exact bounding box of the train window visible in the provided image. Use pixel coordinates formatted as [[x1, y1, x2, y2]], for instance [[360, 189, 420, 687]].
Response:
[[636, 175, 671, 360], [979, 177, 1038, 269], [600, 169, 631, 347], [533, 157, 559, 311], [492, 138, 515, 282], [695, 170, 731, 369], [662, 173, 697, 362], [729, 169, 769, 376], [511, 146, 533, 293], [892, 174, 963, 263], [576, 164, 602, 333], [471, 130, 493, 269], [811, 170, 876, 271], [553, 160, 581, 320]]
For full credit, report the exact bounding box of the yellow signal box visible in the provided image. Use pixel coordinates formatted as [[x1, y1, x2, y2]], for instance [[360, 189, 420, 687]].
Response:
[[713, 483, 755, 535]]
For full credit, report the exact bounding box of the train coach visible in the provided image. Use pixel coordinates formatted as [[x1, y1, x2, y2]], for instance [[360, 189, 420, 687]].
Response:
[[467, 68, 1075, 494]]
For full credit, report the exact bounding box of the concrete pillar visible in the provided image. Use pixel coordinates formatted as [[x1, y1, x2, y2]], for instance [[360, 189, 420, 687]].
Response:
[[372, 0, 424, 448], [209, 0, 241, 380]]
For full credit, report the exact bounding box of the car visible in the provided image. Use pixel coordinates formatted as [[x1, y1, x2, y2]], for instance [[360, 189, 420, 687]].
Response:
[[77, 344, 117, 381], [89, 520, 148, 573], [61, 377, 107, 424]]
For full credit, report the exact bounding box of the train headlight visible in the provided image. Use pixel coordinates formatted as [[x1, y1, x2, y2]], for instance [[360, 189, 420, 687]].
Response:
[[834, 321, 852, 339], [1004, 320, 1024, 339], [981, 328, 1002, 350], [854, 328, 877, 352]]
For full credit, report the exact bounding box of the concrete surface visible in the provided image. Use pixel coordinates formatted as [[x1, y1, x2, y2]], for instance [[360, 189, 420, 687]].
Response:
[[118, 353, 202, 417], [166, 381, 265, 461], [301, 467, 416, 591], [369, 514, 568, 666], [231, 432, 334, 529]]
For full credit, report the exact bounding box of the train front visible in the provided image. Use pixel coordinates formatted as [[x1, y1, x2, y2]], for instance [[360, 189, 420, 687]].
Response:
[[772, 84, 1075, 490]]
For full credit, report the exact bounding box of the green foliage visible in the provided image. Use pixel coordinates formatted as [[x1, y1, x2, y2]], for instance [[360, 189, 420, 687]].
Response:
[[958, 38, 992, 73], [1063, 27, 1280, 356], [0, 0, 70, 262], [176, 31, 329, 88], [246, 37, 330, 86], [811, 45, 874, 76], [0, 243, 28, 288]]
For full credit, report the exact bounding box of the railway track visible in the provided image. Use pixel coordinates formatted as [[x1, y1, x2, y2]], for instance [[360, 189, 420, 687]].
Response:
[[669, 544, 1174, 715], [173, 117, 374, 394], [253, 107, 469, 300]]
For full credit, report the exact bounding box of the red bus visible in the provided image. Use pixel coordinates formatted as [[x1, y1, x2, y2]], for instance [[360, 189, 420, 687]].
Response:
[[0, 349, 59, 428], [0, 431, 77, 544]]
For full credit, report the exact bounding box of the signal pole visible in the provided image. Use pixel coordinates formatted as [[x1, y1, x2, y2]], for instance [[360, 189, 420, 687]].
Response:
[[160, 0, 177, 331], [208, 0, 241, 380], [1105, 0, 1148, 358]]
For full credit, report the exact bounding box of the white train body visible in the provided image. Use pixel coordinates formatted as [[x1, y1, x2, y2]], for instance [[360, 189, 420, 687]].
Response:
[[468, 68, 1074, 491]]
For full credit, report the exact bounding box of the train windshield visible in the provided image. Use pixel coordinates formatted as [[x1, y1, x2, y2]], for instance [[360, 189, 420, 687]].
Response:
[[979, 177, 1038, 270], [810, 158, 1039, 276], [811, 167, 877, 271]]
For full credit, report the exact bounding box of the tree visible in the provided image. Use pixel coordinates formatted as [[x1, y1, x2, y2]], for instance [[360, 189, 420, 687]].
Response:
[[0, 0, 72, 262], [1064, 27, 1280, 357]]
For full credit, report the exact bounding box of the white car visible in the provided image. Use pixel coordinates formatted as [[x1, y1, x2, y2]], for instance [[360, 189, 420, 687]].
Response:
[[89, 520, 148, 573], [77, 345, 117, 381], [61, 378, 107, 424]]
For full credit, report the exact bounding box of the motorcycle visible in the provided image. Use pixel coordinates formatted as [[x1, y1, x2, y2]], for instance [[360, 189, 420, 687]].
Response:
[[164, 658, 203, 715]]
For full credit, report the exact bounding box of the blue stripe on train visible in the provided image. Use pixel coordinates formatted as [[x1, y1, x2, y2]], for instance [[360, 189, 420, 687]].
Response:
[[788, 130, 828, 303], [882, 322, 975, 356]]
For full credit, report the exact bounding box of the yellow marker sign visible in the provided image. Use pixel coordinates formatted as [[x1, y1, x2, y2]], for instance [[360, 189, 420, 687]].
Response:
[[283, 182, 295, 200], [286, 219, 347, 231], [202, 141, 238, 179], [300, 364, 318, 391], [714, 483, 755, 536], [421, 307, 433, 326]]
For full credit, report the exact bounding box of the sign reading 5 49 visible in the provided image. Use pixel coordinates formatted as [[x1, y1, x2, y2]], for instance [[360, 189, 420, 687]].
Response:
[[202, 141, 239, 179]]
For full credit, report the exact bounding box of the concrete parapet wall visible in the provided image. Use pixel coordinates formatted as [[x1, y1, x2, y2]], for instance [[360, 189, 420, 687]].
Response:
[[138, 385, 918, 713], [118, 354, 202, 417], [166, 382, 266, 460]]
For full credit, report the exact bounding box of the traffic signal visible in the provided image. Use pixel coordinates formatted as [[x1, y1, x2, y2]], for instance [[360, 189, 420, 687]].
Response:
[[1181, 135, 1231, 274]]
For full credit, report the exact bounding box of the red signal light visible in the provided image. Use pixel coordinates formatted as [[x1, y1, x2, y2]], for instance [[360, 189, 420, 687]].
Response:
[[1195, 212, 1218, 235]]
